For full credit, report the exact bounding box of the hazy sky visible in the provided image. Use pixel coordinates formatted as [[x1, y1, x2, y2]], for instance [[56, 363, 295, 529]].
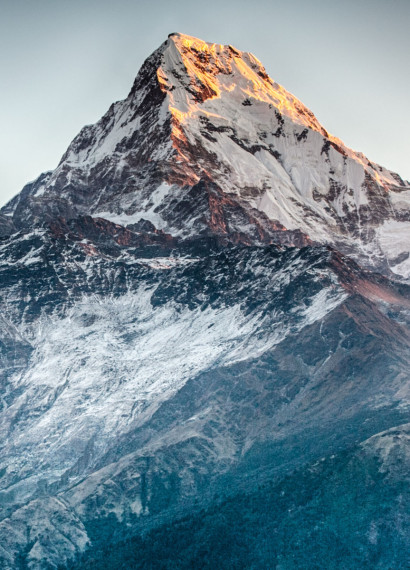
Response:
[[1, 0, 409, 206]]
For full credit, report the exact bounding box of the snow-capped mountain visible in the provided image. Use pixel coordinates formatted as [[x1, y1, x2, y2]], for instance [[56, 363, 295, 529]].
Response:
[[2, 33, 410, 277], [0, 34, 409, 569]]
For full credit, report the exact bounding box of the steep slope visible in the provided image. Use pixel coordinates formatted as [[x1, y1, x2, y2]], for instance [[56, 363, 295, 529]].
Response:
[[0, 33, 409, 569], [1, 33, 410, 277]]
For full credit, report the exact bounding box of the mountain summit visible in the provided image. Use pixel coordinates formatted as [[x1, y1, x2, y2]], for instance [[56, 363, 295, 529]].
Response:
[[0, 34, 409, 569], [2, 33, 410, 277]]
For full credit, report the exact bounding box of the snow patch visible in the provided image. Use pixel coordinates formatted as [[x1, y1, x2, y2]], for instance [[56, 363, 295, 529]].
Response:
[[377, 220, 410, 278], [300, 287, 348, 325], [95, 182, 172, 230]]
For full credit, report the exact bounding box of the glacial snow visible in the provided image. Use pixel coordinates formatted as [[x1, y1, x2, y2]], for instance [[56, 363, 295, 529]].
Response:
[[0, 263, 347, 510]]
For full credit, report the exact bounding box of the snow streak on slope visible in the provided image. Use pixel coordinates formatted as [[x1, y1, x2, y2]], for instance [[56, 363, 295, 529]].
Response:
[[0, 269, 347, 506], [2, 291, 259, 499]]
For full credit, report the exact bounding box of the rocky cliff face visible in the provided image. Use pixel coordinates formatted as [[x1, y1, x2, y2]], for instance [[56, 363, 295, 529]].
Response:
[[0, 33, 409, 569]]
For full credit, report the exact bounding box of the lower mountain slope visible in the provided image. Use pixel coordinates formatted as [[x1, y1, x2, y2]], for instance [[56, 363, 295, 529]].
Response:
[[0, 218, 408, 568], [67, 424, 410, 570]]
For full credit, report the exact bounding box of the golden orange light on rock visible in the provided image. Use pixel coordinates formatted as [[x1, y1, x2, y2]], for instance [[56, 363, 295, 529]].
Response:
[[154, 33, 397, 195]]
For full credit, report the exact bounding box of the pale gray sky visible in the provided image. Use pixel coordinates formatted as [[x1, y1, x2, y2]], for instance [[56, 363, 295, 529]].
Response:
[[1, 0, 409, 206]]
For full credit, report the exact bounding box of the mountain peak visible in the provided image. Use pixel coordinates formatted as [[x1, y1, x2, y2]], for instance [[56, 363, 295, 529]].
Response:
[[158, 32, 326, 133], [158, 33, 398, 186], [1, 33, 409, 278]]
